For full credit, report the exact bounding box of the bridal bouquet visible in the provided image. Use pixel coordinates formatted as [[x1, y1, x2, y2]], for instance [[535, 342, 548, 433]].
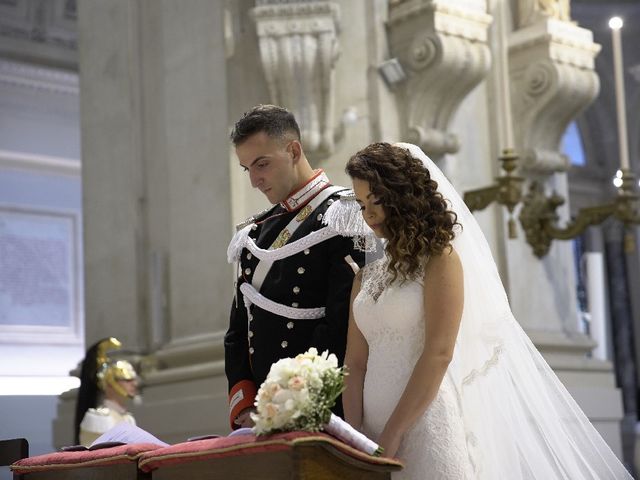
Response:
[[251, 348, 382, 456]]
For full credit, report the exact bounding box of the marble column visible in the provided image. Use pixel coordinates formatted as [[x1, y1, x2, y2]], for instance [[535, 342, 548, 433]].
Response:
[[627, 226, 640, 387], [604, 221, 638, 468], [53, 0, 232, 446], [503, 0, 624, 456]]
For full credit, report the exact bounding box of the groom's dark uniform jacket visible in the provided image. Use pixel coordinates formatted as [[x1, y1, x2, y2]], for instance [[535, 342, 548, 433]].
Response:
[[224, 172, 365, 428]]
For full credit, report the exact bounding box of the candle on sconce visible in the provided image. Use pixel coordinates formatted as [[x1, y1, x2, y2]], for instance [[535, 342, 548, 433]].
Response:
[[499, 3, 514, 151], [609, 16, 630, 171], [585, 252, 608, 361]]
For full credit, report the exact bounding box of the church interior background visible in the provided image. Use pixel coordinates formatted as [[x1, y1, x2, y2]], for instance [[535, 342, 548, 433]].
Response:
[[1, 0, 639, 477]]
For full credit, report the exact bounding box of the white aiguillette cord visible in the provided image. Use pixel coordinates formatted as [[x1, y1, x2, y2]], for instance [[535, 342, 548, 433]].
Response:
[[251, 185, 345, 292]]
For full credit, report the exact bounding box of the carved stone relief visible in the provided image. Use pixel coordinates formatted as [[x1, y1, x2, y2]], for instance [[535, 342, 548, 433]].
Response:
[[510, 17, 600, 173], [252, 0, 340, 157], [518, 0, 571, 28], [387, 0, 492, 159], [0, 0, 76, 50]]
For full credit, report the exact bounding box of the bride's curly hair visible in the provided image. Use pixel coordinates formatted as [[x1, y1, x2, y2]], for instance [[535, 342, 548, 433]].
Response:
[[346, 142, 460, 283]]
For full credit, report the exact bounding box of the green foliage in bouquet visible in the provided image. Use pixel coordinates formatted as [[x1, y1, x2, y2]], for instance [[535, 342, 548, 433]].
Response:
[[251, 348, 346, 435]]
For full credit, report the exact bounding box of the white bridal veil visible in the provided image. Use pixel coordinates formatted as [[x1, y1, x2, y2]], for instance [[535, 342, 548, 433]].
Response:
[[338, 143, 633, 479]]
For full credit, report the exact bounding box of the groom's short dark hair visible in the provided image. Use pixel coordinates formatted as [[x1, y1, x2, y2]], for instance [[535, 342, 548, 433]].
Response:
[[230, 104, 301, 145]]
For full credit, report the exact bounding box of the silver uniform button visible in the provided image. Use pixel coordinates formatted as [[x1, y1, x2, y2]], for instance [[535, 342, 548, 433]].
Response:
[[281, 341, 288, 348], [248, 330, 254, 338], [249, 347, 255, 354], [248, 314, 253, 321], [251, 224, 258, 231], [327, 199, 334, 205], [292, 302, 299, 307], [297, 267, 305, 274], [293, 286, 301, 294], [244, 268, 252, 275], [287, 322, 294, 329], [303, 248, 310, 255], [317, 214, 323, 221], [246, 252, 252, 260]]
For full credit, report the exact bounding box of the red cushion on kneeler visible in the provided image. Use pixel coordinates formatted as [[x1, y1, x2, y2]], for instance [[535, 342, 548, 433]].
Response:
[[10, 443, 162, 474], [138, 431, 403, 472]]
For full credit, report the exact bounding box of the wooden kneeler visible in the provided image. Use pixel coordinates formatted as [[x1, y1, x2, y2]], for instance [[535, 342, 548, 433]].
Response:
[[1, 438, 28, 480], [10, 443, 162, 480], [138, 431, 403, 480]]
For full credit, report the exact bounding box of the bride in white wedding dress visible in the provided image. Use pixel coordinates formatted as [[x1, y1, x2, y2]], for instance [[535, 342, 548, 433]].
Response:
[[335, 142, 632, 479], [353, 254, 473, 479]]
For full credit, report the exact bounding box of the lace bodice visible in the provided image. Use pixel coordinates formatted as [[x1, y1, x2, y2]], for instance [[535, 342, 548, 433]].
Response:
[[355, 258, 426, 391], [358, 257, 425, 302], [359, 257, 390, 302], [353, 257, 473, 480]]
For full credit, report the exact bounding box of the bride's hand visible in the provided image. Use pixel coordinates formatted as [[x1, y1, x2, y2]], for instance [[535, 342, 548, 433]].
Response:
[[377, 430, 401, 458]]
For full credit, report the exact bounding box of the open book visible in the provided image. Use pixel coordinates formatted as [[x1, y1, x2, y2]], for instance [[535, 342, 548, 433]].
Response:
[[187, 427, 254, 442], [61, 420, 378, 455], [61, 423, 254, 451], [61, 422, 169, 451]]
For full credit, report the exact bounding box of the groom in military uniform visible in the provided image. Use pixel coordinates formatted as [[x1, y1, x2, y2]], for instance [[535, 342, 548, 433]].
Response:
[[225, 105, 365, 429]]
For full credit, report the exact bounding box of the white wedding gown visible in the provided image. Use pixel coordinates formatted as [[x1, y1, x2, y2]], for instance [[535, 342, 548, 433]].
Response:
[[338, 143, 631, 479], [354, 257, 474, 480]]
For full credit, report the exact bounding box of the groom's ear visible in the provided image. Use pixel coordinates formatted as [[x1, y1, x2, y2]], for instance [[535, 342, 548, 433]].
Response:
[[289, 140, 302, 163]]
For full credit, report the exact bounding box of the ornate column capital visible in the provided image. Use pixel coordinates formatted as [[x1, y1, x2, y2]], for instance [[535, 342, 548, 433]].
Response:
[[387, 0, 492, 159], [510, 17, 600, 173], [252, 1, 340, 158], [517, 0, 572, 27]]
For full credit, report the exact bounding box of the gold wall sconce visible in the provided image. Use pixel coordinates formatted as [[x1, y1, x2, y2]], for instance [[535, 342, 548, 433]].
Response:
[[463, 148, 524, 239], [463, 154, 640, 258], [462, 15, 640, 258], [519, 169, 640, 257]]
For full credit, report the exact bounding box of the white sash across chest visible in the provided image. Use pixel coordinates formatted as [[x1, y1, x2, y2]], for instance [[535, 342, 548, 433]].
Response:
[[250, 185, 345, 291], [227, 185, 345, 320]]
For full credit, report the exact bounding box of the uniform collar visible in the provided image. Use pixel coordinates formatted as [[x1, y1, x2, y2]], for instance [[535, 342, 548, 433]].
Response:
[[103, 398, 127, 415], [280, 170, 330, 212]]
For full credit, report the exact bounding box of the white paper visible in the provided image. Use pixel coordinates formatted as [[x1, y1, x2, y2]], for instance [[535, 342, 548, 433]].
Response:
[[90, 422, 169, 448]]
